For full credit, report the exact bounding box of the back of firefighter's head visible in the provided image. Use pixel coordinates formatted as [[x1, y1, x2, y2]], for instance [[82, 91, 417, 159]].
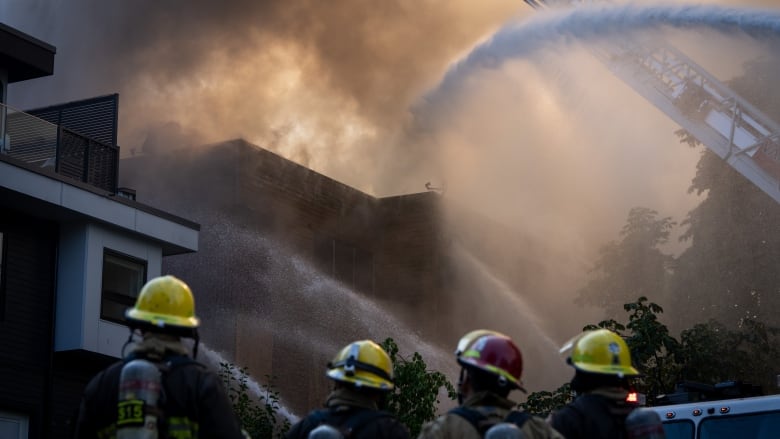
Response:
[[455, 331, 525, 398], [567, 329, 639, 393], [125, 275, 200, 339], [326, 340, 394, 394]]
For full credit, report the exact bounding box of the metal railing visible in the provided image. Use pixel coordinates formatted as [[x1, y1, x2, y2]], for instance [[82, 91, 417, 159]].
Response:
[[0, 102, 119, 193]]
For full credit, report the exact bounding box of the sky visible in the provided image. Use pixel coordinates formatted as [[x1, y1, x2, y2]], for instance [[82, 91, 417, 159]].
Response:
[[3, 0, 780, 389]]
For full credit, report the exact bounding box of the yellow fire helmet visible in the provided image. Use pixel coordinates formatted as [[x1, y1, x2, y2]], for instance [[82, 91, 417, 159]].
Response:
[[326, 340, 394, 391], [455, 329, 510, 357], [125, 275, 200, 336], [569, 329, 640, 377]]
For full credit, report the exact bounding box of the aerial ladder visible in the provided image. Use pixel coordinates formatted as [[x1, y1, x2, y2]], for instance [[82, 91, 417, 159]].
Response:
[[524, 0, 780, 204]]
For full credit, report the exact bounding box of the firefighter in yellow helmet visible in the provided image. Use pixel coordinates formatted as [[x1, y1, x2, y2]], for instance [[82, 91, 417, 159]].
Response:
[[418, 330, 564, 439], [73, 275, 249, 439], [284, 340, 411, 439], [547, 329, 641, 439]]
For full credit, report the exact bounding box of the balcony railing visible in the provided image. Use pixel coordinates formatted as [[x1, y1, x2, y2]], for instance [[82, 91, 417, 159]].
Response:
[[0, 102, 119, 193]]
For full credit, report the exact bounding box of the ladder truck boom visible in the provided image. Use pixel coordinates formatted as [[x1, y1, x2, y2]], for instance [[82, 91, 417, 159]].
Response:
[[526, 0, 780, 204]]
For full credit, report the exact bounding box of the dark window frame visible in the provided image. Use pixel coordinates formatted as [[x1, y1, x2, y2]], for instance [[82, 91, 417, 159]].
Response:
[[100, 248, 147, 325]]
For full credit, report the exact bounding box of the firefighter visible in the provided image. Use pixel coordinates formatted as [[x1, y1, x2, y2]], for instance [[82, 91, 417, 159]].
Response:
[[284, 340, 410, 439], [547, 328, 641, 439], [72, 275, 249, 439], [418, 330, 564, 439]]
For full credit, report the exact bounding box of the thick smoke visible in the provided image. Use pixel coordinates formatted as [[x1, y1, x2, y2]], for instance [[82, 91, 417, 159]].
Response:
[[2, 0, 522, 193]]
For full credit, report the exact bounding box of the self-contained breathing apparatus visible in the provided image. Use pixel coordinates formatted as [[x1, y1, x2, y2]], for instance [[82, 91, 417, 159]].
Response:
[[304, 408, 395, 439], [484, 422, 524, 439], [117, 359, 163, 439], [624, 407, 666, 439], [449, 406, 530, 438]]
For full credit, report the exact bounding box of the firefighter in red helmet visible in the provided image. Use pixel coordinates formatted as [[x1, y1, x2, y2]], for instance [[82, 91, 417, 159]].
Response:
[[418, 330, 564, 439]]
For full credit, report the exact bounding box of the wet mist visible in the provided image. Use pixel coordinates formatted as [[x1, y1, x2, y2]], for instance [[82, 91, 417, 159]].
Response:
[[164, 212, 463, 415]]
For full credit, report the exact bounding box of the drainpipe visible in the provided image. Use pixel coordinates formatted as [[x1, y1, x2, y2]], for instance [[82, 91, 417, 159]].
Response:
[[44, 239, 59, 438]]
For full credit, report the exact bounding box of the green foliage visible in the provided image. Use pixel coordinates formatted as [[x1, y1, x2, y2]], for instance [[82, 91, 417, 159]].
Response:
[[677, 320, 742, 384], [218, 362, 291, 439], [520, 383, 572, 417], [622, 298, 681, 398], [679, 319, 780, 394], [583, 319, 625, 333], [380, 337, 457, 437], [576, 207, 676, 316]]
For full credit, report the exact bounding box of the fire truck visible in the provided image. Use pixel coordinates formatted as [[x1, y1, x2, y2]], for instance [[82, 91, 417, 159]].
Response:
[[646, 381, 780, 438]]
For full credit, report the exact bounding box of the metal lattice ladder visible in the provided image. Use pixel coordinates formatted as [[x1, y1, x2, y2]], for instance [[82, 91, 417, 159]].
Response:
[[526, 1, 780, 203]]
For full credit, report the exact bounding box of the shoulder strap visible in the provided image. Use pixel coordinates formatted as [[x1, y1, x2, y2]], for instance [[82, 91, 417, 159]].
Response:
[[503, 410, 531, 429], [308, 407, 392, 438], [342, 409, 393, 437], [449, 406, 487, 433], [309, 408, 333, 424], [450, 407, 532, 437]]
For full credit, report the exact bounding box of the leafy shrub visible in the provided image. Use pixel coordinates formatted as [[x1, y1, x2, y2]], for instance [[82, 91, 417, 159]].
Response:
[[381, 337, 457, 436], [219, 362, 291, 439]]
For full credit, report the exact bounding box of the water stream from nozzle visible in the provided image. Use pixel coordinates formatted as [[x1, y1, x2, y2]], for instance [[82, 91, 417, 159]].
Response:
[[424, 3, 780, 110]]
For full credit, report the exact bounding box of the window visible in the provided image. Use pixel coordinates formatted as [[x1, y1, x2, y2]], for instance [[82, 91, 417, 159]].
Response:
[[661, 420, 694, 439], [100, 249, 146, 324], [0, 410, 29, 439], [700, 411, 780, 439]]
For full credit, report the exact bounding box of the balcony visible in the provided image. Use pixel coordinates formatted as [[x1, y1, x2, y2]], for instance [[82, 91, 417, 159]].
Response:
[[0, 101, 119, 193]]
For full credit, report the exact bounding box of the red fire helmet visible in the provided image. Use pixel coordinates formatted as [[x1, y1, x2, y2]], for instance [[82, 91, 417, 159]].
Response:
[[457, 333, 525, 391]]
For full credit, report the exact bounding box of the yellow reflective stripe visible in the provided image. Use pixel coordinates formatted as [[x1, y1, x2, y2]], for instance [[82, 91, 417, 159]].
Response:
[[168, 416, 200, 439], [95, 416, 199, 439], [96, 424, 116, 439]]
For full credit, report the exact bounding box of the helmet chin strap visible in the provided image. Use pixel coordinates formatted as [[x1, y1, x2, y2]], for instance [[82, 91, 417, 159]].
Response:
[[457, 367, 467, 404], [192, 330, 199, 360], [121, 329, 137, 358]]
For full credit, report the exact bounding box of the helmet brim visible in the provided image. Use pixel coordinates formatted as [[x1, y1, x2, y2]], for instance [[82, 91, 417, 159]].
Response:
[[571, 360, 641, 377], [326, 369, 394, 391], [458, 358, 526, 392], [125, 308, 199, 329]]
